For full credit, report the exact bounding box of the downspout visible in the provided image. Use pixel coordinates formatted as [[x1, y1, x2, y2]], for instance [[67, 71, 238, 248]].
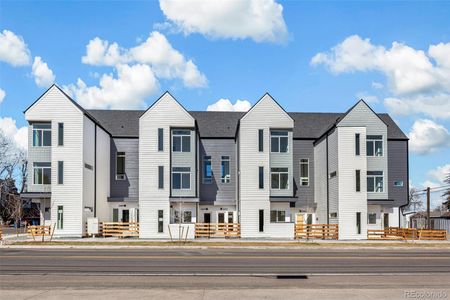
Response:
[[399, 141, 409, 226], [326, 134, 329, 225], [94, 124, 97, 217]]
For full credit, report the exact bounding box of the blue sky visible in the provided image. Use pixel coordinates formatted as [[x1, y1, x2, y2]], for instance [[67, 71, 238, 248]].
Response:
[[1, 0, 449, 206]]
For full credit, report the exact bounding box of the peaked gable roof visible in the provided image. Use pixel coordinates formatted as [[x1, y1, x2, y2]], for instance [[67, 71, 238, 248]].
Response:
[[240, 93, 293, 123], [140, 91, 193, 121]]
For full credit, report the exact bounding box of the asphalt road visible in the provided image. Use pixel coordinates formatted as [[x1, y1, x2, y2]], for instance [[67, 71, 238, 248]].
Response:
[[1, 248, 450, 275]]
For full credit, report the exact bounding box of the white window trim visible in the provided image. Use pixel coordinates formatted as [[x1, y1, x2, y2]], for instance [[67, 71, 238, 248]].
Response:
[[172, 168, 192, 190], [221, 156, 231, 183], [172, 130, 191, 152], [270, 131, 289, 153], [115, 152, 126, 180], [33, 162, 51, 185], [366, 135, 384, 157], [32, 123, 52, 148], [368, 212, 377, 224], [270, 168, 289, 190], [367, 171, 384, 193], [270, 210, 288, 223], [299, 159, 309, 187]]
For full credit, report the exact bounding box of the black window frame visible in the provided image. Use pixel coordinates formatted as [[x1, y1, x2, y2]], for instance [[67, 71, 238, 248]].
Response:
[[158, 166, 164, 189], [58, 161, 64, 185], [116, 152, 126, 180], [355, 133, 360, 156], [355, 169, 360, 192], [258, 129, 264, 152], [258, 166, 264, 189], [158, 128, 164, 151]]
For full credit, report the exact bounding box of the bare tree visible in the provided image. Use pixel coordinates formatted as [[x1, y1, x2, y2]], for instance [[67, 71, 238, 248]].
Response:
[[408, 188, 423, 212]]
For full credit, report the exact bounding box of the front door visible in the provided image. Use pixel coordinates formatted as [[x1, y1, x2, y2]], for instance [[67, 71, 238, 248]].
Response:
[[383, 213, 389, 228], [122, 209, 130, 222], [218, 212, 225, 223], [227, 212, 234, 223], [204, 213, 211, 223]]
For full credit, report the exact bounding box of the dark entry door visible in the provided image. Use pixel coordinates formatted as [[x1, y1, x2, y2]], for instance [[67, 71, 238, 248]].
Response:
[[122, 210, 130, 222], [383, 213, 389, 228], [204, 213, 211, 223]]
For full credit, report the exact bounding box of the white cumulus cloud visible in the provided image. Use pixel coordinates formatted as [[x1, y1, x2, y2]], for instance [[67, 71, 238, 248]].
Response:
[[207, 98, 252, 112], [81, 31, 207, 88], [159, 0, 288, 43], [0, 88, 5, 104], [32, 56, 56, 88], [64, 64, 159, 109], [0, 117, 28, 150], [311, 35, 450, 119], [428, 164, 450, 184], [0, 30, 31, 66], [408, 119, 450, 155]]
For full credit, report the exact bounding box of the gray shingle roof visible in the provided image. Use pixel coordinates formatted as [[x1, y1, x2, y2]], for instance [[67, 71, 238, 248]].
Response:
[[86, 109, 408, 140]]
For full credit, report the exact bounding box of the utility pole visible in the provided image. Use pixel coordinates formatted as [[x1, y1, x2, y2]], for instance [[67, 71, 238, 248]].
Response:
[[426, 187, 431, 229]]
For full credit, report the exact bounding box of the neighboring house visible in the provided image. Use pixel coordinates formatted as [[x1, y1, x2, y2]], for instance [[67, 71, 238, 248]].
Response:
[[410, 211, 450, 233], [21, 85, 409, 239]]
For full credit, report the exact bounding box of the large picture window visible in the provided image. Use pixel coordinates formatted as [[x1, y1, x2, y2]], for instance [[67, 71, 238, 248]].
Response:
[[221, 156, 230, 183], [367, 135, 383, 156], [203, 156, 212, 184], [271, 167, 289, 190], [367, 171, 384, 192], [32, 123, 51, 147], [33, 162, 51, 185], [172, 167, 191, 190], [172, 130, 191, 152], [270, 131, 288, 153], [300, 159, 309, 186]]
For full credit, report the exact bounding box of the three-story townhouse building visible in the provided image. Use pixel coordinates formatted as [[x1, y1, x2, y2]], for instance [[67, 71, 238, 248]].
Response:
[[22, 84, 409, 240]]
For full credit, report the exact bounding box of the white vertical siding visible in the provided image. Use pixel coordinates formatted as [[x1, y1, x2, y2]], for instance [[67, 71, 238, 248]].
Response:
[[337, 126, 367, 240], [25, 86, 84, 237], [96, 126, 110, 222], [239, 94, 293, 237], [139, 93, 195, 238]]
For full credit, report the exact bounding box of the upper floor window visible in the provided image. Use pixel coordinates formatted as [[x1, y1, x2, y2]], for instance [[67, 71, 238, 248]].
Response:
[[58, 161, 64, 184], [221, 156, 230, 183], [355, 169, 361, 192], [172, 167, 191, 190], [270, 131, 288, 153], [33, 162, 51, 185], [172, 130, 191, 152], [355, 133, 360, 156], [258, 129, 264, 152], [300, 159, 309, 186], [271, 167, 289, 190], [158, 128, 164, 151], [158, 166, 164, 189], [33, 123, 51, 147], [58, 123, 64, 146], [203, 156, 212, 184], [116, 152, 126, 180], [259, 166, 264, 189], [367, 171, 383, 192], [367, 135, 383, 156]]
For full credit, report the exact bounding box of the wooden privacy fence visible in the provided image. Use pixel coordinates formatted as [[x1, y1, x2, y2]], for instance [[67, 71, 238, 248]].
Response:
[[368, 227, 447, 241], [102, 222, 139, 238], [195, 223, 240, 238], [294, 224, 339, 240]]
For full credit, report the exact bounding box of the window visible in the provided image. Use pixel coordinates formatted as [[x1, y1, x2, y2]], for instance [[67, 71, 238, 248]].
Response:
[[58, 123, 64, 146], [158, 128, 163, 151], [367, 135, 383, 156], [330, 212, 338, 219], [32, 123, 51, 147], [33, 162, 51, 185], [158, 210, 163, 233], [329, 171, 337, 178], [355, 170, 361, 192], [259, 209, 264, 232], [394, 181, 404, 187], [355, 133, 360, 156], [113, 209, 119, 222], [116, 152, 125, 180], [300, 159, 309, 186], [172, 167, 191, 190], [183, 211, 192, 223], [203, 156, 212, 184], [258, 129, 264, 152], [173, 209, 193, 223], [356, 212, 361, 234], [271, 131, 288, 153], [368, 213, 377, 224], [367, 171, 383, 192], [172, 130, 191, 152], [158, 166, 164, 189], [58, 161, 64, 184], [271, 168, 289, 190], [221, 156, 230, 183], [270, 210, 286, 222], [57, 206, 63, 229], [259, 166, 264, 189]]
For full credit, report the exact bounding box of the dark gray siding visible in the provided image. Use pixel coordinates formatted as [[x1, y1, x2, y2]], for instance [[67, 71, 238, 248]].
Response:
[[110, 138, 139, 200], [386, 140, 408, 207], [199, 139, 237, 204], [293, 139, 315, 208]]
